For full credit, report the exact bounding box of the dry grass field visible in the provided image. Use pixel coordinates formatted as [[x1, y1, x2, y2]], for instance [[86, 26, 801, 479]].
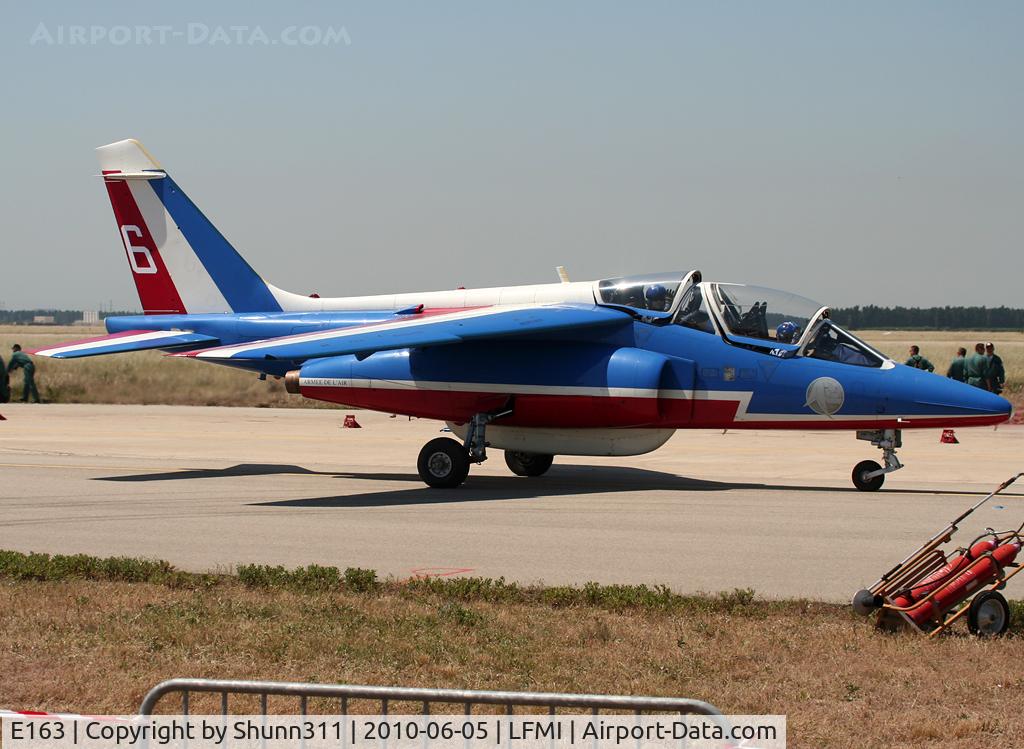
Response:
[[860, 330, 1023, 421], [0, 326, 325, 408], [2, 325, 1020, 415], [1, 555, 1023, 748]]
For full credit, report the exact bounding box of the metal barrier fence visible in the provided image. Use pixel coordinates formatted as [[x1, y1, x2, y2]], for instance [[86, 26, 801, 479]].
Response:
[[139, 679, 722, 718]]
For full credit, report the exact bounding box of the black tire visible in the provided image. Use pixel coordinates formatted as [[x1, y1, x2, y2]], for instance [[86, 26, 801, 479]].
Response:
[[852, 460, 885, 492], [504, 451, 554, 477], [967, 590, 1010, 637], [417, 438, 470, 488]]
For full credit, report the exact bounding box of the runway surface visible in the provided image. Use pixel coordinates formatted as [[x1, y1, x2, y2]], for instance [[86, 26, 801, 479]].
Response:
[[1, 404, 1022, 601]]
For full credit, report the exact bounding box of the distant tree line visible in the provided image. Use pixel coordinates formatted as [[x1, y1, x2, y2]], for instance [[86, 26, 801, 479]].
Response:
[[0, 309, 137, 324], [830, 306, 1024, 330]]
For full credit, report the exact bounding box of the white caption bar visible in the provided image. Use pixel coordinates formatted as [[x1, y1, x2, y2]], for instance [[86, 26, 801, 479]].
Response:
[[2, 715, 785, 749]]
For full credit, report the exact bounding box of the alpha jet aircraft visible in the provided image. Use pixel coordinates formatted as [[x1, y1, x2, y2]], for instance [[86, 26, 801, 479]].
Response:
[[35, 140, 1013, 490]]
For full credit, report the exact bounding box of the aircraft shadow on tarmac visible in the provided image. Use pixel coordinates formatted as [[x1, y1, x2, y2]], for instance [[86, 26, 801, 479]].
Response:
[[98, 463, 337, 482], [93, 462, 1016, 508]]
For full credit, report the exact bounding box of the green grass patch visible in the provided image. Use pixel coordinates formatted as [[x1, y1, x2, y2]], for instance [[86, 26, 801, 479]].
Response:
[[236, 563, 379, 593], [0, 549, 214, 587], [3, 549, 1022, 630]]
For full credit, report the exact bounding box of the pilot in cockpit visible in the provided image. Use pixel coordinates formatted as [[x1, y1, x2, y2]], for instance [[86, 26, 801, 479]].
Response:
[[807, 322, 875, 366], [644, 284, 670, 312], [775, 321, 800, 344]]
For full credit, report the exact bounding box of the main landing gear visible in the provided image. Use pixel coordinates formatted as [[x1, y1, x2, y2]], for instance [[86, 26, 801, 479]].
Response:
[[852, 429, 903, 492], [417, 438, 471, 489], [504, 450, 554, 477], [416, 409, 555, 488]]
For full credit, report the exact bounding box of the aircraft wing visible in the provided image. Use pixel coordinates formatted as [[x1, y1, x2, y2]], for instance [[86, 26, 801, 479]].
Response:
[[179, 304, 631, 363], [31, 330, 220, 359]]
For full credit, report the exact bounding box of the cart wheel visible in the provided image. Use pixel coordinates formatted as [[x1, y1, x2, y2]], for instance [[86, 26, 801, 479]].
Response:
[[967, 591, 1010, 637], [852, 460, 885, 492]]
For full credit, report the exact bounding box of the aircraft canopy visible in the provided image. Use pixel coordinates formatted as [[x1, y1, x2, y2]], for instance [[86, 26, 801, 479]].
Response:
[[596, 272, 692, 313], [709, 283, 823, 343]]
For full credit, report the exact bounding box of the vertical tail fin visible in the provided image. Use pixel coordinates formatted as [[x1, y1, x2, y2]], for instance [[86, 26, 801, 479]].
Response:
[[97, 139, 282, 314]]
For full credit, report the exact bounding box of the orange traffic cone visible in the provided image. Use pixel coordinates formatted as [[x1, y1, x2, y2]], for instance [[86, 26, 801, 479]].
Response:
[[343, 414, 362, 428], [940, 429, 959, 444]]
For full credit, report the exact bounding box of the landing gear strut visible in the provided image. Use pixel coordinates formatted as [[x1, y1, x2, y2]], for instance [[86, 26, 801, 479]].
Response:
[[852, 429, 903, 491], [416, 407, 513, 488], [463, 409, 512, 463]]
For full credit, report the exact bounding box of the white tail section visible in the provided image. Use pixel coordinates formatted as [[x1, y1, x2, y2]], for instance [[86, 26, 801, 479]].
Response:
[[97, 139, 280, 314]]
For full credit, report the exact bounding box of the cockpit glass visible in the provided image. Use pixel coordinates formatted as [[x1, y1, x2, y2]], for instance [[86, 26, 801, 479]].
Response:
[[710, 283, 822, 343], [804, 322, 884, 368], [673, 283, 714, 333], [597, 273, 684, 312]]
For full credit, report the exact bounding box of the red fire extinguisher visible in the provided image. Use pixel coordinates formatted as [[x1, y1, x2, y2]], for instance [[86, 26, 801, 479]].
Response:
[[890, 538, 997, 609], [903, 542, 1021, 626]]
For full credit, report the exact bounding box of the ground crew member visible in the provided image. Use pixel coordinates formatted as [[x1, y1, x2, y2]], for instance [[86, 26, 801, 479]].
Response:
[[7, 344, 40, 403], [964, 342, 990, 390], [985, 342, 1005, 394], [946, 347, 967, 382], [905, 345, 934, 372], [0, 353, 9, 403]]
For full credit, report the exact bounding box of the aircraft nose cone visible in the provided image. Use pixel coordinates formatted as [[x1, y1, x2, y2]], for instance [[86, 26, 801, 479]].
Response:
[[959, 379, 1012, 415], [914, 370, 1013, 422]]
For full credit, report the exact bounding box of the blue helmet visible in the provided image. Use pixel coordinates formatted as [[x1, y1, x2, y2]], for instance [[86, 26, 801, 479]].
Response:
[[776, 321, 799, 343], [644, 284, 667, 302]]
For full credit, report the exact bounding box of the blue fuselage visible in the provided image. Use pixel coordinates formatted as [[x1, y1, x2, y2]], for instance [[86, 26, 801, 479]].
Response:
[[108, 311, 1013, 430]]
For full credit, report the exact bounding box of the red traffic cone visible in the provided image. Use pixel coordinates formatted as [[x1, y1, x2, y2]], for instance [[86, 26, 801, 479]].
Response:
[[342, 414, 362, 428], [940, 429, 959, 444]]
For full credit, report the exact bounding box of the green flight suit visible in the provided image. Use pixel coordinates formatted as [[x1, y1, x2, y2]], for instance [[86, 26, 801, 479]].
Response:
[[905, 354, 934, 372], [945, 356, 966, 383], [7, 351, 40, 403], [0, 355, 9, 403], [987, 354, 1005, 394], [964, 353, 990, 389]]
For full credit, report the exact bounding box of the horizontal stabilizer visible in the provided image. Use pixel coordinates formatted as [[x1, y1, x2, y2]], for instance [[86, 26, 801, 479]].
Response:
[[31, 330, 219, 359], [178, 304, 630, 363]]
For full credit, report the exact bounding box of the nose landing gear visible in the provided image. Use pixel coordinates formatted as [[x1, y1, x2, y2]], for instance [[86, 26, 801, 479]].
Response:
[[852, 429, 903, 491]]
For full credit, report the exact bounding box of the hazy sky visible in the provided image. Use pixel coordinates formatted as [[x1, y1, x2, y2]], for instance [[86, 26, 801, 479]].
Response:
[[1, 1, 1021, 310]]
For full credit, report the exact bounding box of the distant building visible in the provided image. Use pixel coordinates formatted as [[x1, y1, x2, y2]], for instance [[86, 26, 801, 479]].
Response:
[[31, 315, 56, 325], [81, 310, 100, 324]]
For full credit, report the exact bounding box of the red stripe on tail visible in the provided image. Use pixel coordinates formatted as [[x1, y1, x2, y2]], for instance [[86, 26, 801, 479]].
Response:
[[103, 178, 186, 314]]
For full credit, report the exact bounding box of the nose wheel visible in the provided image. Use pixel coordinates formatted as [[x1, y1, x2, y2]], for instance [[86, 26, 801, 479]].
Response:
[[853, 429, 903, 491], [852, 460, 885, 492]]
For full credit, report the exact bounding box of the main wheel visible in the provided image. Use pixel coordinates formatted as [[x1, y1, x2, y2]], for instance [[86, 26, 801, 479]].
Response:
[[504, 451, 554, 477], [852, 460, 885, 492], [967, 590, 1010, 637], [417, 438, 470, 488]]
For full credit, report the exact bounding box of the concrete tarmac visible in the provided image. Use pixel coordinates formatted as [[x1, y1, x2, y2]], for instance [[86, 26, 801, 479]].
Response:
[[1, 404, 1021, 601]]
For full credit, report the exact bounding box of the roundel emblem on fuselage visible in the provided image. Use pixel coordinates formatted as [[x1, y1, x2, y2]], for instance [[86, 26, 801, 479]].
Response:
[[805, 376, 845, 416]]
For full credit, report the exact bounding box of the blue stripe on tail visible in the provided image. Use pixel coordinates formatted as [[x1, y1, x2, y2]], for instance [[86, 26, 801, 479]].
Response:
[[149, 176, 282, 312]]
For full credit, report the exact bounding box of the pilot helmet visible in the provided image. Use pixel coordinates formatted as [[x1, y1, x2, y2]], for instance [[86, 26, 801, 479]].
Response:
[[776, 321, 799, 343], [644, 284, 668, 306]]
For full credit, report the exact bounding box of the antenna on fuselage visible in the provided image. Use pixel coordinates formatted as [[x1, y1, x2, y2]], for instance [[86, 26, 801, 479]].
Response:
[[556, 266, 570, 283]]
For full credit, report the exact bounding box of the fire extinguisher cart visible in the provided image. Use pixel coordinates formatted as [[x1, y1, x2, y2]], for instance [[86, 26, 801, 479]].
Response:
[[853, 472, 1024, 637]]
